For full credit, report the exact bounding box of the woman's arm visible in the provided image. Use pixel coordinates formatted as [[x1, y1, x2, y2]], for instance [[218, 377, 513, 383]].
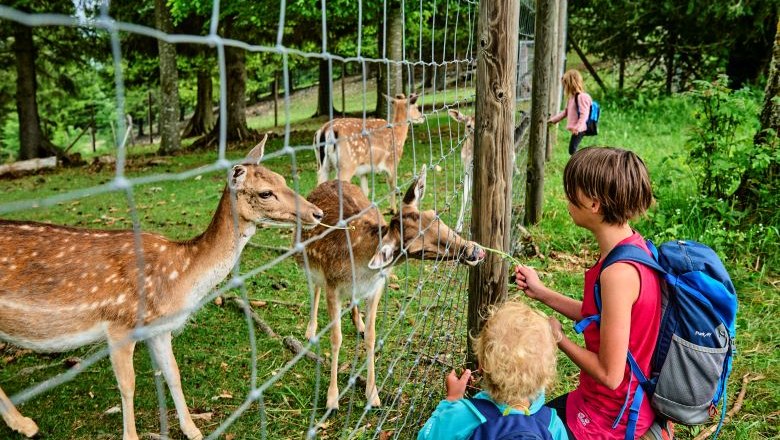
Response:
[[549, 108, 566, 124], [555, 262, 639, 389], [515, 265, 583, 321]]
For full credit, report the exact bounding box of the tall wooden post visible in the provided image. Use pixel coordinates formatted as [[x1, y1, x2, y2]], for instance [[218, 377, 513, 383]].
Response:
[[525, 0, 554, 226], [545, 0, 560, 161], [467, 0, 520, 370]]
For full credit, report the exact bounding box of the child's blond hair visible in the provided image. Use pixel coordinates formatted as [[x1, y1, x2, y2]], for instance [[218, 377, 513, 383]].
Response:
[[472, 301, 557, 407], [562, 69, 585, 97]]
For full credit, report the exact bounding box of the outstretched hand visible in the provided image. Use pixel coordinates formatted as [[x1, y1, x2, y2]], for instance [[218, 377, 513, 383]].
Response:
[[514, 265, 548, 302], [445, 369, 472, 402]]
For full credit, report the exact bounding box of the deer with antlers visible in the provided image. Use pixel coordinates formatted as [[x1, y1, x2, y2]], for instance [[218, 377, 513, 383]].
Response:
[[314, 93, 425, 212], [299, 166, 485, 411], [0, 135, 323, 440]]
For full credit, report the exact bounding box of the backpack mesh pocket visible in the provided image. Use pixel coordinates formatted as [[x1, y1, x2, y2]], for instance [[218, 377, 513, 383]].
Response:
[[652, 332, 729, 424]]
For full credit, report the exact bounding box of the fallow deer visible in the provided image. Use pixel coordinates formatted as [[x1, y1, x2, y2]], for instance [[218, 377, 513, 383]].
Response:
[[299, 166, 485, 411], [0, 135, 324, 440], [447, 109, 475, 233], [313, 93, 425, 212], [447, 109, 532, 233]]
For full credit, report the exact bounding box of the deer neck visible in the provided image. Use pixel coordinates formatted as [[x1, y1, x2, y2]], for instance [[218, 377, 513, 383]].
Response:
[[391, 117, 410, 157], [185, 188, 255, 290]]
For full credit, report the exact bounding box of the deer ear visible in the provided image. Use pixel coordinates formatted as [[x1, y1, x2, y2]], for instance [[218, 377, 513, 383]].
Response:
[[408, 93, 418, 104], [448, 108, 466, 122], [229, 165, 248, 190], [383, 94, 395, 104], [368, 241, 397, 269], [402, 165, 427, 207], [244, 134, 268, 164]]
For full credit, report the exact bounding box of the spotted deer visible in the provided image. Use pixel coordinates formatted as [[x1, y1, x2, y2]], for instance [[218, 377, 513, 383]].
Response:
[[299, 166, 485, 411], [447, 109, 475, 233], [314, 93, 425, 212], [0, 136, 323, 440]]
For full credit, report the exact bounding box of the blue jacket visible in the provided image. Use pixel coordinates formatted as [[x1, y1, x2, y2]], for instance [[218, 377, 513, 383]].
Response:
[[417, 391, 569, 440]]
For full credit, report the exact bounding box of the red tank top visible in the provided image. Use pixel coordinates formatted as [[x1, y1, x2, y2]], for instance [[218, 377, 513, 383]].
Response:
[[566, 232, 662, 439]]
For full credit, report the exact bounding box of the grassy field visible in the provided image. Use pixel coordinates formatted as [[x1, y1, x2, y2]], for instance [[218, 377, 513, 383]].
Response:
[[0, 81, 777, 440]]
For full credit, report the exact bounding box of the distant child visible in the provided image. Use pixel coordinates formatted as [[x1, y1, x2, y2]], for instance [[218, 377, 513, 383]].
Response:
[[515, 147, 665, 439], [417, 300, 568, 440], [549, 69, 593, 155]]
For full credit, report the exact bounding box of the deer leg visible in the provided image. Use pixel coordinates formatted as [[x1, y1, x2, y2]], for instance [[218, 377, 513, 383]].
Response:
[[0, 386, 38, 438], [305, 286, 322, 341], [325, 286, 342, 410], [147, 332, 203, 440], [364, 283, 384, 407], [388, 170, 398, 214], [359, 175, 370, 197], [108, 332, 139, 440], [351, 304, 365, 336]]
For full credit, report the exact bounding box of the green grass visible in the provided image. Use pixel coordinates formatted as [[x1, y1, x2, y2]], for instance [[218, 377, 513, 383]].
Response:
[[0, 84, 777, 440]]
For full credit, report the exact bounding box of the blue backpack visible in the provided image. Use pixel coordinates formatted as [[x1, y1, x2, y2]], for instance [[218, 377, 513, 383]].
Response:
[[575, 93, 600, 136], [468, 398, 553, 440], [574, 240, 737, 440]]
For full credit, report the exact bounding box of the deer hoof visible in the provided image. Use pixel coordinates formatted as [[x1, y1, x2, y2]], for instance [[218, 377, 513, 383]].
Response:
[[367, 388, 381, 408], [11, 416, 38, 438], [183, 425, 203, 440]]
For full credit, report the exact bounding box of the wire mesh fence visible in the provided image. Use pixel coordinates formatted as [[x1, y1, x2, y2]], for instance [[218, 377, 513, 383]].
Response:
[[0, 0, 533, 438]]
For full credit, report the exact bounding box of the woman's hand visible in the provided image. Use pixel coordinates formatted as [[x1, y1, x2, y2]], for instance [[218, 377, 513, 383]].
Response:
[[514, 265, 549, 302], [445, 369, 471, 401]]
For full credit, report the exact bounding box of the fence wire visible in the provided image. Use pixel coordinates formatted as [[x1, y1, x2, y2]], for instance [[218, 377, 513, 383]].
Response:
[[0, 0, 533, 438]]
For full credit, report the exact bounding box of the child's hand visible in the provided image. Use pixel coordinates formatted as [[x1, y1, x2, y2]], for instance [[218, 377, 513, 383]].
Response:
[[514, 265, 547, 301], [549, 316, 564, 344], [445, 369, 471, 402]]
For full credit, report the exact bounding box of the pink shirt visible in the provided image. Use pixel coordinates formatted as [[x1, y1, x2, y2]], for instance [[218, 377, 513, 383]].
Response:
[[566, 232, 662, 439], [550, 93, 592, 134]]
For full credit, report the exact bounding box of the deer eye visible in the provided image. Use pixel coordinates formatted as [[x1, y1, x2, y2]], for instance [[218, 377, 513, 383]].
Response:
[[259, 191, 273, 199]]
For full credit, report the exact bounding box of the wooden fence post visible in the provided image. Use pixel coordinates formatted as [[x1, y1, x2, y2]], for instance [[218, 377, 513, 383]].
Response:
[[525, 0, 554, 226], [467, 0, 520, 370]]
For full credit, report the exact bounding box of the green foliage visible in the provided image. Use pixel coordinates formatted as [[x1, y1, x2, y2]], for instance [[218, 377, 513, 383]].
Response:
[[686, 75, 761, 200]]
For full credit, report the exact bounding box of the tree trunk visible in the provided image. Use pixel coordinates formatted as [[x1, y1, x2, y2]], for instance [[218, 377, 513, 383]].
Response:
[[315, 58, 334, 116], [182, 66, 214, 138], [757, 20, 780, 143], [223, 43, 252, 140], [14, 22, 44, 160], [155, 0, 181, 154], [375, 5, 387, 118], [191, 16, 254, 149], [387, 3, 404, 95], [665, 32, 676, 95], [734, 19, 780, 207]]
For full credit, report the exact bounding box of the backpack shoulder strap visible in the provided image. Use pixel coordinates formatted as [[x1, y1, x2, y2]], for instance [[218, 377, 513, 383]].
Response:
[[468, 397, 503, 421], [575, 92, 580, 117], [574, 241, 664, 333]]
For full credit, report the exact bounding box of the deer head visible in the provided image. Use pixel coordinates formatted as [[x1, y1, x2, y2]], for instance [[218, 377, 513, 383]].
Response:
[[448, 108, 475, 134], [229, 134, 323, 228], [368, 165, 485, 269], [385, 93, 426, 124]]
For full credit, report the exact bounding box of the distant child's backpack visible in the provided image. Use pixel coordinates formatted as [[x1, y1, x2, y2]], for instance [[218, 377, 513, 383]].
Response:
[[575, 93, 600, 136], [574, 240, 737, 440], [468, 398, 553, 440]]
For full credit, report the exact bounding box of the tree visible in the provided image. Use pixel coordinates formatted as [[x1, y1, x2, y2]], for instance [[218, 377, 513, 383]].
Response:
[[155, 0, 181, 154]]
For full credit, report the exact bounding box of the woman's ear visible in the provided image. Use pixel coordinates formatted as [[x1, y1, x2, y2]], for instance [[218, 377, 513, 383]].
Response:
[[590, 198, 601, 214]]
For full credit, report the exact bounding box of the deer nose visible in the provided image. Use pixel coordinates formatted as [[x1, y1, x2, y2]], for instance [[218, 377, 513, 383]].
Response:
[[312, 210, 324, 221], [471, 246, 485, 261]]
